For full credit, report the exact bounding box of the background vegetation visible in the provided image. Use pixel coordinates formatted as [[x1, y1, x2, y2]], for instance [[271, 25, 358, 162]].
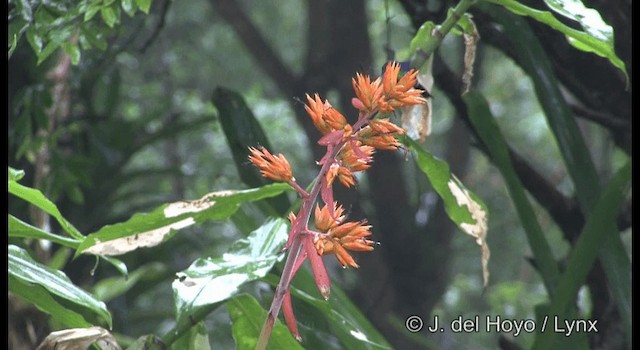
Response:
[[8, 0, 631, 349]]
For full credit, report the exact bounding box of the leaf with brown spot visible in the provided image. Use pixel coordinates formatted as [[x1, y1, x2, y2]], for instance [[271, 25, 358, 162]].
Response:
[[76, 183, 291, 257]]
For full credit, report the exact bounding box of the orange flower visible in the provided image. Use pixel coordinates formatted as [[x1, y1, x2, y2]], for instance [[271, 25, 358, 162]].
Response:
[[338, 141, 374, 172], [337, 166, 356, 188], [314, 202, 345, 232], [313, 203, 376, 268], [304, 93, 347, 134], [352, 72, 383, 113], [248, 146, 293, 182], [378, 61, 427, 112], [357, 123, 404, 151]]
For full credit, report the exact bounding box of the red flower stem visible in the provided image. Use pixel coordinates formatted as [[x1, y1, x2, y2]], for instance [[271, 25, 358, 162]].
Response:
[[288, 180, 309, 198], [256, 110, 376, 349]]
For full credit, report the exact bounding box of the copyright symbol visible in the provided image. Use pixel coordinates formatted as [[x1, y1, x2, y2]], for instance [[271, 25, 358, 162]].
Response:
[[405, 315, 423, 333]]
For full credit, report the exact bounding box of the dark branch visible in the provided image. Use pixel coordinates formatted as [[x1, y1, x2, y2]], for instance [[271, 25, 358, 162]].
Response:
[[139, 0, 172, 53], [211, 0, 298, 95]]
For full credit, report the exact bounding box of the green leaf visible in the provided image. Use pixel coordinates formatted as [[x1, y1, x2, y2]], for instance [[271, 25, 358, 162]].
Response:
[[9, 215, 81, 248], [15, 0, 34, 21], [9, 33, 18, 59], [92, 262, 165, 302], [544, 0, 612, 43], [37, 40, 62, 65], [125, 335, 166, 350], [100, 5, 119, 28], [8, 175, 84, 239], [83, 3, 102, 22], [172, 218, 288, 327], [533, 161, 631, 349], [62, 42, 81, 65], [173, 321, 211, 350], [403, 136, 490, 287], [264, 267, 393, 350], [121, 0, 136, 17], [81, 23, 108, 50], [227, 294, 303, 350], [486, 0, 628, 85], [25, 26, 43, 54], [136, 0, 152, 14], [463, 90, 560, 295], [487, 8, 631, 345], [77, 183, 291, 256], [9, 167, 25, 181], [212, 87, 291, 216], [9, 274, 92, 328], [8, 245, 112, 328]]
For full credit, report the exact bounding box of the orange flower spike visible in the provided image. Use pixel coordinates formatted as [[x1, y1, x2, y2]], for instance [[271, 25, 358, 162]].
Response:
[[338, 142, 374, 172], [314, 202, 345, 232], [304, 93, 333, 134], [352, 73, 383, 113], [369, 119, 405, 135], [379, 62, 427, 111], [330, 220, 372, 239], [382, 61, 402, 96], [361, 133, 402, 150], [324, 107, 348, 131], [337, 167, 356, 188], [248, 146, 293, 182], [325, 163, 340, 187]]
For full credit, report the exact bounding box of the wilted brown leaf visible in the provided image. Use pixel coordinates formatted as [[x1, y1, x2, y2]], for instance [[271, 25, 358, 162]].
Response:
[[448, 177, 490, 287], [36, 327, 121, 350]]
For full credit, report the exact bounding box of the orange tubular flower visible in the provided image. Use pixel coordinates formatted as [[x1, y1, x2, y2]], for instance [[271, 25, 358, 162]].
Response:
[[314, 202, 345, 232], [248, 146, 293, 182], [304, 93, 347, 134], [313, 203, 376, 268], [338, 141, 374, 172], [378, 61, 427, 112], [352, 73, 383, 113], [336, 166, 356, 188]]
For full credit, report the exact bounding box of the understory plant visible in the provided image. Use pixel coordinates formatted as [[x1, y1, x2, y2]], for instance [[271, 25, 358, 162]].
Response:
[[250, 62, 426, 348]]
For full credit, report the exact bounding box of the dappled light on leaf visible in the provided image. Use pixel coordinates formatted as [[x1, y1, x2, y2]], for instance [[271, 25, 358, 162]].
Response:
[[172, 219, 288, 325]]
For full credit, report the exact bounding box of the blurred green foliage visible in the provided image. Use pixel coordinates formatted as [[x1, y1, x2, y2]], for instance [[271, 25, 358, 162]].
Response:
[[8, 0, 630, 349]]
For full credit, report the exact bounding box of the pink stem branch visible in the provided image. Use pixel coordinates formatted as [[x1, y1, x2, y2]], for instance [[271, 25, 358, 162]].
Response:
[[256, 110, 376, 349]]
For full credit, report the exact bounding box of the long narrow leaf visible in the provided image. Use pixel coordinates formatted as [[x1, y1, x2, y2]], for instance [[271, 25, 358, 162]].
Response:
[[533, 161, 631, 349], [9, 275, 92, 328], [485, 7, 631, 346], [9, 175, 83, 239], [463, 90, 560, 295], [9, 245, 112, 328], [9, 214, 81, 249], [213, 87, 291, 216]]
